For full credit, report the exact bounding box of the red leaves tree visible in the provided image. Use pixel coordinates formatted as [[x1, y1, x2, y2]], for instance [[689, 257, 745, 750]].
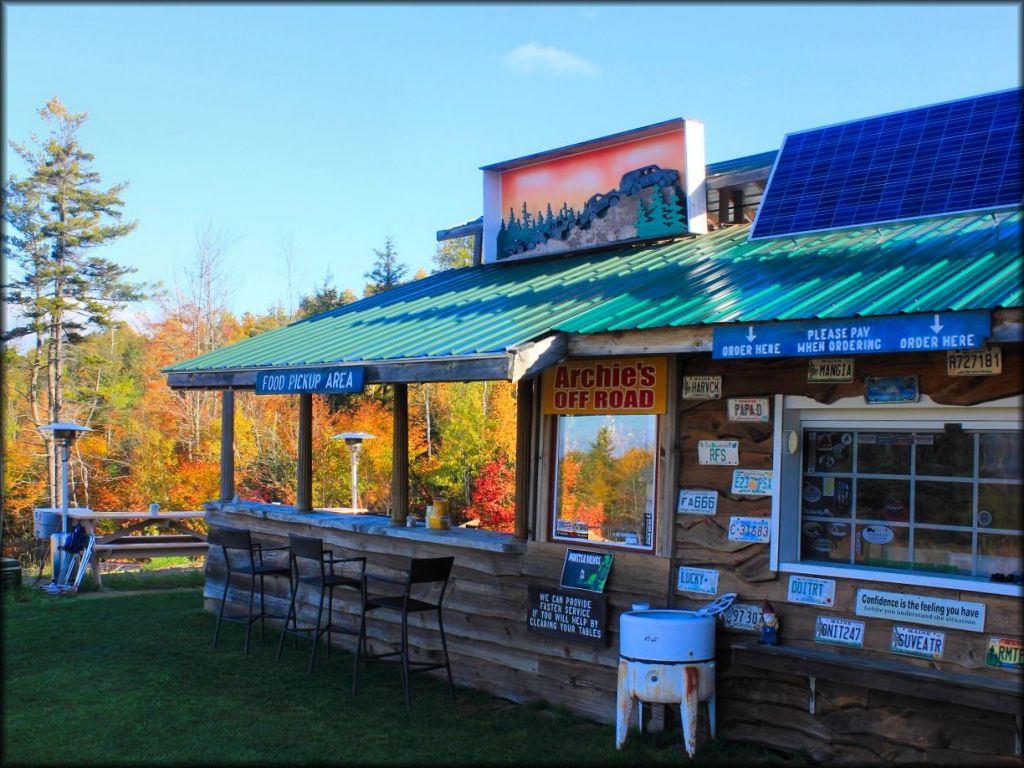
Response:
[[467, 455, 515, 533]]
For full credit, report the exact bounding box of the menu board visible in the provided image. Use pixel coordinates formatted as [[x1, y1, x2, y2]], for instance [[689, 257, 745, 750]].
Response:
[[526, 585, 607, 646]]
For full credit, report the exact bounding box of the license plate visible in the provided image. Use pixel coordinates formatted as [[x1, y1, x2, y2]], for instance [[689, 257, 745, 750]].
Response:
[[947, 346, 1002, 376]]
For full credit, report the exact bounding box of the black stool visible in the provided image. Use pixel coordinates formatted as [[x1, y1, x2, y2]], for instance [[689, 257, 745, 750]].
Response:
[[276, 533, 366, 673], [212, 527, 290, 654], [354, 556, 455, 709]]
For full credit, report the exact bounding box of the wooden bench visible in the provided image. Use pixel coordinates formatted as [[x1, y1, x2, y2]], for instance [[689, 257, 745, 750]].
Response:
[[95, 535, 209, 560], [731, 640, 1023, 754]]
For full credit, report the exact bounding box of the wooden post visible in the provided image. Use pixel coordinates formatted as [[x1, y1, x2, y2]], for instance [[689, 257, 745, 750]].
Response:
[[391, 383, 409, 525], [296, 393, 313, 512], [219, 390, 235, 502], [514, 378, 534, 540]]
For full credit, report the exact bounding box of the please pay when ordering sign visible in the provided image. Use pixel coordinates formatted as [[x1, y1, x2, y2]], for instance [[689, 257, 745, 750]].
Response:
[[542, 357, 667, 415]]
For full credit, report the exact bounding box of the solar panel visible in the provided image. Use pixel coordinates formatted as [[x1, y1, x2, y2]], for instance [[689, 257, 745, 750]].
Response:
[[749, 89, 1022, 240]]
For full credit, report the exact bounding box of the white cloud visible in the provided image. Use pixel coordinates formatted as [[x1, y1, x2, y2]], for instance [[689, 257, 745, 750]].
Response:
[[503, 42, 600, 78]]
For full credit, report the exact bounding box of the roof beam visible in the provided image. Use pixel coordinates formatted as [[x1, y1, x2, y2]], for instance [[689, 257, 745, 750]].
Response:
[[165, 355, 515, 391], [509, 333, 568, 382], [567, 326, 713, 356]]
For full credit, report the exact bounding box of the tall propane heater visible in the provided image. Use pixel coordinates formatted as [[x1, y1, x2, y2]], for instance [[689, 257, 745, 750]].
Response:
[[38, 422, 93, 578], [331, 432, 376, 510]]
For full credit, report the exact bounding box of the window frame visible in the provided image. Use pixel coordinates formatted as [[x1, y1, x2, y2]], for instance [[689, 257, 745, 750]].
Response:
[[774, 394, 1023, 597], [548, 412, 660, 553]]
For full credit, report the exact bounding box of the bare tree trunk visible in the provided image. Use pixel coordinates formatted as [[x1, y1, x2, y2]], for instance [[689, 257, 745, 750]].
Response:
[[424, 384, 432, 458]]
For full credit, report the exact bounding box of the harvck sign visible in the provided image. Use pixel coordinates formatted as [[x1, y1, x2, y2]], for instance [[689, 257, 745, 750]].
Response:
[[256, 366, 365, 395], [712, 311, 990, 359]]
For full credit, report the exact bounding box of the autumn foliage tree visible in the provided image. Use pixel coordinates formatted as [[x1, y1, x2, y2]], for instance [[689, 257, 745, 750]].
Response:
[[3, 97, 142, 508]]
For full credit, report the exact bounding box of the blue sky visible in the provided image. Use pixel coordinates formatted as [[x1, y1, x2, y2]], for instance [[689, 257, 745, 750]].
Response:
[[3, 2, 1020, 321]]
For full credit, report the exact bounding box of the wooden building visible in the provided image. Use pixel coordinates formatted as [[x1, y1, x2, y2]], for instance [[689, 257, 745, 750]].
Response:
[[166, 90, 1022, 764]]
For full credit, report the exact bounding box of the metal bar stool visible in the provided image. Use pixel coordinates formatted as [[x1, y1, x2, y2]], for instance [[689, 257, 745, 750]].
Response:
[[212, 527, 290, 654], [276, 533, 366, 673], [353, 555, 455, 709]]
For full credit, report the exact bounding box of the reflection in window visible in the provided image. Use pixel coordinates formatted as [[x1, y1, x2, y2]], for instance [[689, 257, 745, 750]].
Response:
[[553, 414, 656, 550], [799, 429, 1022, 583]]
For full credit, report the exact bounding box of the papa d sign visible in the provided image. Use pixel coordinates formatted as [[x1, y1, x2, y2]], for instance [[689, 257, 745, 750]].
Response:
[[256, 366, 365, 395], [727, 397, 770, 422]]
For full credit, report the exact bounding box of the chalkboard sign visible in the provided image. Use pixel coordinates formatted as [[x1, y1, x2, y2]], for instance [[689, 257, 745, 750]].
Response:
[[526, 585, 607, 646], [559, 549, 613, 593]]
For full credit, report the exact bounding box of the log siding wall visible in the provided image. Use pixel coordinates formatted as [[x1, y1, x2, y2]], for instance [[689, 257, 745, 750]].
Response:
[[671, 345, 1023, 763]]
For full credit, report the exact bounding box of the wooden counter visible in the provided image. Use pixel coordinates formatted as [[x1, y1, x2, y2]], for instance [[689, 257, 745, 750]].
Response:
[[202, 500, 672, 724]]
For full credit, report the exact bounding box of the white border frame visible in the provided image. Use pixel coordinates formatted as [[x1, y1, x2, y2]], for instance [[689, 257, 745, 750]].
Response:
[[772, 393, 1023, 597]]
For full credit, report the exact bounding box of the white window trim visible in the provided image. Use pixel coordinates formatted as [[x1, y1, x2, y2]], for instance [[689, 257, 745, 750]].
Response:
[[771, 392, 1023, 597]]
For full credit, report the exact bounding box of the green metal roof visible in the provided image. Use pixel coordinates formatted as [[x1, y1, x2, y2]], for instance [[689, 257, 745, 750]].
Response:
[[165, 209, 1021, 378], [706, 150, 777, 178]]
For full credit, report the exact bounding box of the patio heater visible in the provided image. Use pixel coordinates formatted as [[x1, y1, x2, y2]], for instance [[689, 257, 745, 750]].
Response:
[[331, 432, 376, 510], [38, 422, 93, 577]]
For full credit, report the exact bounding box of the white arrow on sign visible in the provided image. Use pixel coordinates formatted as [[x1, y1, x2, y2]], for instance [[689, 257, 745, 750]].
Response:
[[746, 326, 757, 342], [930, 314, 944, 334]]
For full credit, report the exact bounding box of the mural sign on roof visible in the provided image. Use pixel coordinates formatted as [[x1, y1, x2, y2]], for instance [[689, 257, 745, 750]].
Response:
[[481, 119, 707, 263]]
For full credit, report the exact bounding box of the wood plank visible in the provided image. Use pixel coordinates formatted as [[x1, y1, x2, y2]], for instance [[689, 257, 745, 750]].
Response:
[[730, 641, 1023, 715], [167, 355, 517, 390]]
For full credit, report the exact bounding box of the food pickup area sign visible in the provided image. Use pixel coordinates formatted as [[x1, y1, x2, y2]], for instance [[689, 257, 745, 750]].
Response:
[[712, 311, 990, 359], [256, 366, 365, 395]]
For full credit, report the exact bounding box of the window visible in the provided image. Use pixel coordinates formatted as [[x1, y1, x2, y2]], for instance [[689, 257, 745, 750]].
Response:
[[552, 414, 657, 550], [795, 423, 1022, 583]]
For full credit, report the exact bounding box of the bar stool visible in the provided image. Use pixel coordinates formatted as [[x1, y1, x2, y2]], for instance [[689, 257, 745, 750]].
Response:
[[353, 556, 455, 709], [276, 533, 366, 673], [212, 527, 290, 654]]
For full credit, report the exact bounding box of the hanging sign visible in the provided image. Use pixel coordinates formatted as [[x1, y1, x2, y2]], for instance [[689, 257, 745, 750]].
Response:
[[985, 637, 1024, 670], [677, 489, 718, 515], [727, 516, 771, 543], [890, 625, 945, 660], [865, 375, 919, 403], [527, 585, 607, 646], [255, 366, 365, 395], [727, 397, 770, 422], [698, 440, 738, 465], [712, 310, 990, 359], [815, 616, 865, 648], [731, 469, 773, 496], [787, 575, 836, 607], [722, 602, 762, 632], [559, 549, 613, 593], [542, 357, 667, 415], [807, 357, 854, 383], [947, 346, 1002, 376], [855, 589, 985, 632], [677, 566, 719, 595], [682, 376, 721, 399]]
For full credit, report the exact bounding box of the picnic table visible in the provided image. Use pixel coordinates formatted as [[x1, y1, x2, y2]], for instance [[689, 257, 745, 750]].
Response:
[[66, 510, 208, 588]]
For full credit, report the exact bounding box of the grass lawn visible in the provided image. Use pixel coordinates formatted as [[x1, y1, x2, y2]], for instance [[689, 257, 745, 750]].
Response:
[[2, 581, 781, 766]]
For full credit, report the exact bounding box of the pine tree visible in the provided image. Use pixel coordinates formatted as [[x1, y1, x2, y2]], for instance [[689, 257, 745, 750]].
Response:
[[3, 97, 142, 506], [298, 269, 357, 318], [363, 235, 409, 296], [661, 184, 686, 231]]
